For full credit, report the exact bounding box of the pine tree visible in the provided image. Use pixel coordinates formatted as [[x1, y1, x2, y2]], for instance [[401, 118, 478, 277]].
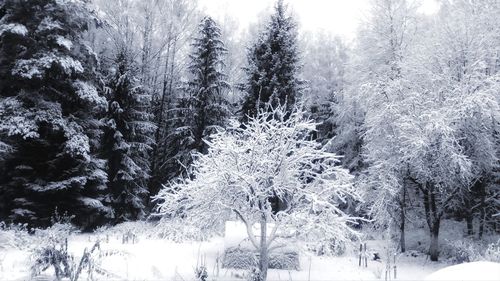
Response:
[[102, 50, 155, 221], [184, 16, 230, 153], [0, 0, 111, 228], [160, 16, 230, 181], [240, 0, 302, 121]]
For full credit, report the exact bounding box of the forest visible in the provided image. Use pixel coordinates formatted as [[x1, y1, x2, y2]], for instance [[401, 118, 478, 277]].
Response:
[[0, 0, 499, 280]]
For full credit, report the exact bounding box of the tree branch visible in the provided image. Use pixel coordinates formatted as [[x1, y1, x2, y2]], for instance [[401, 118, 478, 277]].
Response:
[[233, 209, 259, 249]]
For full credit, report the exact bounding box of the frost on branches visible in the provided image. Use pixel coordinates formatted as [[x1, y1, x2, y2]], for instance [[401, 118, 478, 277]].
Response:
[[0, 0, 109, 228], [154, 107, 360, 280]]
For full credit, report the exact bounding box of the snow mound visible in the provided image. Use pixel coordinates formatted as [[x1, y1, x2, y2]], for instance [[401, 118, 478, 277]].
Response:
[[424, 261, 500, 281]]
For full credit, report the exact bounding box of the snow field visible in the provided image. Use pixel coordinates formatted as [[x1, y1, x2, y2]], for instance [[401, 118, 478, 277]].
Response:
[[1, 233, 459, 281]]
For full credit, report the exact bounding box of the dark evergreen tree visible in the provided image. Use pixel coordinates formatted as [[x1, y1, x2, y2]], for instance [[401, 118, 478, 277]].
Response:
[[160, 16, 229, 182], [184, 16, 230, 153], [102, 50, 155, 221], [0, 0, 111, 228], [240, 0, 302, 121]]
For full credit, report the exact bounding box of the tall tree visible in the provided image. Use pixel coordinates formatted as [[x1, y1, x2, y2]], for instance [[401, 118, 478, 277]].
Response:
[[93, 0, 201, 203], [160, 16, 230, 181], [301, 31, 348, 142], [147, 0, 199, 198], [331, 0, 419, 254], [0, 0, 111, 228], [102, 50, 155, 222], [356, 0, 500, 261], [408, 0, 500, 247], [183, 16, 230, 153], [240, 0, 302, 121]]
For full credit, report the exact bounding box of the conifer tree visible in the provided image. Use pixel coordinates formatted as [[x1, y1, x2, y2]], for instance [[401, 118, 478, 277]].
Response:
[[162, 16, 229, 180], [0, 0, 111, 228], [240, 0, 302, 121], [102, 50, 155, 221], [184, 16, 230, 153]]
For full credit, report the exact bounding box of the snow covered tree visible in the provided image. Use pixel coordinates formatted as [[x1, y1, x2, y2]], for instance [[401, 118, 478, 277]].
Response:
[[159, 16, 230, 181], [407, 0, 500, 249], [182, 16, 230, 153], [359, 0, 500, 260], [102, 50, 155, 222], [0, 0, 111, 228], [154, 107, 360, 281], [301, 32, 348, 142], [92, 0, 202, 207], [144, 0, 200, 198], [240, 0, 302, 121], [339, 0, 419, 253]]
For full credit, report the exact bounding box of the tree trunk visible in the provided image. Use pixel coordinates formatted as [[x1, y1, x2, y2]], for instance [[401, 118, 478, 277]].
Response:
[[466, 214, 474, 236], [479, 207, 485, 238], [423, 183, 441, 261], [478, 180, 486, 239], [429, 223, 440, 261], [400, 215, 405, 253], [148, 31, 176, 201], [399, 182, 407, 253], [259, 217, 269, 281]]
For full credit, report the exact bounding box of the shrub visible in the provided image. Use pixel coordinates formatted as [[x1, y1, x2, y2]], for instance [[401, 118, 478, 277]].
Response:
[[441, 238, 483, 264], [222, 247, 258, 269], [483, 240, 500, 262], [268, 251, 300, 270], [152, 219, 214, 242], [0, 222, 32, 250], [194, 264, 208, 281], [222, 247, 300, 270], [30, 223, 75, 279], [30, 223, 116, 281], [310, 238, 347, 256]]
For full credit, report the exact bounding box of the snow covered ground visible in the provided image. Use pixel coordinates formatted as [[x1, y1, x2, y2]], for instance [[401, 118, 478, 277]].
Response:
[[1, 219, 498, 281], [424, 261, 500, 281], [0, 233, 465, 281]]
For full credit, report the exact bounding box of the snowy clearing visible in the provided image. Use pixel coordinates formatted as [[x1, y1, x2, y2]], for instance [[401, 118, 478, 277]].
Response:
[[0, 233, 457, 281]]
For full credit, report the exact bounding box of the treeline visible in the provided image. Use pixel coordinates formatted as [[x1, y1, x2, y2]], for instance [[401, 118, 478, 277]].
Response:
[[0, 0, 302, 229], [0, 0, 498, 261], [332, 0, 500, 261]]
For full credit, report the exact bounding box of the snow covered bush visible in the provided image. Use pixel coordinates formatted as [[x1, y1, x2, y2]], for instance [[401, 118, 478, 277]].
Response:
[[483, 240, 500, 263], [152, 218, 211, 242], [222, 247, 259, 269], [98, 221, 148, 238], [441, 239, 481, 264], [268, 251, 300, 270], [0, 222, 32, 250], [30, 223, 116, 281], [154, 106, 360, 280], [30, 223, 76, 279], [194, 264, 208, 281], [222, 247, 300, 270], [309, 237, 347, 256], [441, 237, 500, 264]]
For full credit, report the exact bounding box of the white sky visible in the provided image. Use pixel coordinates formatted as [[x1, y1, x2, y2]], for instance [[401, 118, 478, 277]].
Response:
[[198, 0, 440, 40]]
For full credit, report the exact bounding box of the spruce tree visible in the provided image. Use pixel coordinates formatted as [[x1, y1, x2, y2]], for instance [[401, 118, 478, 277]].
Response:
[[0, 0, 111, 228], [162, 16, 229, 180], [240, 0, 302, 121], [102, 50, 155, 221], [184, 16, 230, 153]]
